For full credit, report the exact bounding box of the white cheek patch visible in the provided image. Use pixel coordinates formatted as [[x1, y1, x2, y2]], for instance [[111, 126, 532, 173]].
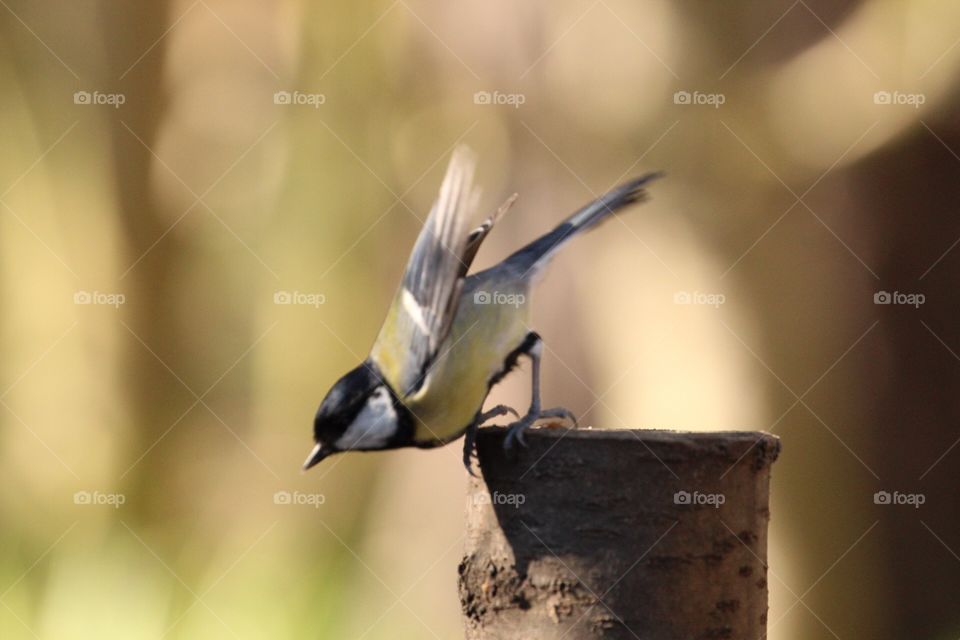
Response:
[[335, 387, 399, 450]]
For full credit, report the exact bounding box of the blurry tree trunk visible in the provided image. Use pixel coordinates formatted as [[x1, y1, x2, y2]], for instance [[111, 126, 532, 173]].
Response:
[[856, 117, 960, 639], [460, 427, 780, 639], [99, 0, 176, 516]]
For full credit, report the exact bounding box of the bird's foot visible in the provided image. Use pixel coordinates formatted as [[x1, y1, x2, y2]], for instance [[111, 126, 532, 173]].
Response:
[[503, 406, 578, 449], [538, 407, 579, 429], [463, 406, 522, 476], [462, 423, 480, 477], [477, 404, 520, 424]]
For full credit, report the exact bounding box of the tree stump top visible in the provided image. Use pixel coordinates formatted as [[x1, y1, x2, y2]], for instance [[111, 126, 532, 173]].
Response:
[[461, 426, 780, 639]]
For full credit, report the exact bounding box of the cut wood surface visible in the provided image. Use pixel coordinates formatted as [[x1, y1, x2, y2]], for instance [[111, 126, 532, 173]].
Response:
[[459, 427, 780, 639]]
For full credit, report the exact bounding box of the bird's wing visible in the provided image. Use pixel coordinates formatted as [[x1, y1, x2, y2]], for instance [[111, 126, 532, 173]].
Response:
[[371, 146, 480, 396], [460, 192, 518, 271]]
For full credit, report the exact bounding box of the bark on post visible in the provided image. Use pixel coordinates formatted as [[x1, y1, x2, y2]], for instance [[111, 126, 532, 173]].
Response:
[[459, 427, 780, 640]]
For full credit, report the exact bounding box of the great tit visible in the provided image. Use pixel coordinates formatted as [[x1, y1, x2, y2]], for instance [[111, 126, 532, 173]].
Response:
[[304, 147, 661, 472]]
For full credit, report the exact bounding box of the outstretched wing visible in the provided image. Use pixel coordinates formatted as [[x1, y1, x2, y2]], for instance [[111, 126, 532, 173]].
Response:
[[371, 146, 480, 396]]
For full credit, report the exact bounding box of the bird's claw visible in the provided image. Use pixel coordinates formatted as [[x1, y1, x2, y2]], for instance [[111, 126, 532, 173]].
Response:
[[503, 407, 578, 450], [463, 423, 480, 476], [478, 404, 520, 424], [463, 405, 527, 475], [504, 416, 535, 449], [539, 407, 579, 429]]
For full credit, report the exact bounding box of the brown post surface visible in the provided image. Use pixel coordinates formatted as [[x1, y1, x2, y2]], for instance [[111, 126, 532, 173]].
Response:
[[459, 427, 780, 639]]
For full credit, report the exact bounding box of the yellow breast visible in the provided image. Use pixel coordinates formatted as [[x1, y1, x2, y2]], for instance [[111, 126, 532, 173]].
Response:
[[405, 281, 531, 445]]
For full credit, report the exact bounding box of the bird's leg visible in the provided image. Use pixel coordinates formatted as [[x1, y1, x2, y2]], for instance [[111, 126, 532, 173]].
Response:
[[504, 337, 542, 449], [503, 334, 578, 449]]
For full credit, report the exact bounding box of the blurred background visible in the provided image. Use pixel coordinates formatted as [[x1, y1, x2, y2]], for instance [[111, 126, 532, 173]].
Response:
[[1, 0, 959, 638]]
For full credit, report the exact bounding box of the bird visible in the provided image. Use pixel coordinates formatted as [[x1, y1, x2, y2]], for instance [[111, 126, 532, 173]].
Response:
[[303, 146, 661, 473]]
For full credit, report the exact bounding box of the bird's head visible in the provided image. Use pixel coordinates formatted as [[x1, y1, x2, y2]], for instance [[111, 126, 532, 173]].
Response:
[[303, 362, 401, 470]]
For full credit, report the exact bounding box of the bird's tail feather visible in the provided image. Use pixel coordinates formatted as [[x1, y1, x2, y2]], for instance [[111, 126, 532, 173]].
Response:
[[504, 172, 663, 275]]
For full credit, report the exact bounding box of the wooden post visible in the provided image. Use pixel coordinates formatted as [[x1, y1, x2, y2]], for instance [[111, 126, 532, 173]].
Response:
[[459, 427, 780, 639]]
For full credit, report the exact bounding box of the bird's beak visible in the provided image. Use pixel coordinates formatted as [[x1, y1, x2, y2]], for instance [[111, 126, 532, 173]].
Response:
[[302, 443, 329, 471]]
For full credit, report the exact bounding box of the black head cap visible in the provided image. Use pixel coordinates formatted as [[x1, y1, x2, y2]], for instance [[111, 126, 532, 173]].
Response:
[[303, 362, 384, 470]]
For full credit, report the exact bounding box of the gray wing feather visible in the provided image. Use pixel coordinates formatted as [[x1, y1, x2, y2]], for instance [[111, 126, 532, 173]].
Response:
[[372, 146, 479, 394]]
